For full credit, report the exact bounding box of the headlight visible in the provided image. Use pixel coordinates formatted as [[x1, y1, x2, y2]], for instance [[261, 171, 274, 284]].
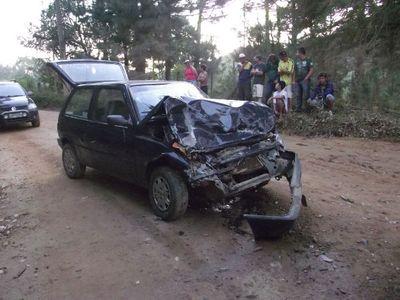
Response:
[[275, 133, 285, 149], [28, 103, 37, 110]]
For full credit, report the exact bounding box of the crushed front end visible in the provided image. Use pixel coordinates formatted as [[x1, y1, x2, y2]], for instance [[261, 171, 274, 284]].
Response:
[[163, 96, 305, 238], [184, 135, 303, 239]]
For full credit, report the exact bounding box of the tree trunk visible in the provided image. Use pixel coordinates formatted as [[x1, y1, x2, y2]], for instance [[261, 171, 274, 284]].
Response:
[[135, 57, 146, 74], [165, 58, 173, 80], [123, 44, 129, 69], [276, 6, 281, 45], [264, 0, 270, 53], [194, 0, 205, 68], [290, 0, 298, 54], [54, 0, 66, 59]]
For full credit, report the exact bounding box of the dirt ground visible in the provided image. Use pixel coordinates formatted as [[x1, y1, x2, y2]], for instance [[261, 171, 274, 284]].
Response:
[[1, 110, 399, 300]]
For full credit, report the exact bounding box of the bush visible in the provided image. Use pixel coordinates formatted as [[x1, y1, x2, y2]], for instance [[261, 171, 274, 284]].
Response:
[[280, 107, 400, 141]]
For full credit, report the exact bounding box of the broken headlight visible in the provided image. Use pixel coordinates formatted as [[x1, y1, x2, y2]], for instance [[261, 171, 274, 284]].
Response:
[[275, 133, 285, 150]]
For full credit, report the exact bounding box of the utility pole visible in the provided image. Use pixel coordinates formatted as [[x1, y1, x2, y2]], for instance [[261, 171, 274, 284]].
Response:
[[54, 0, 66, 59]]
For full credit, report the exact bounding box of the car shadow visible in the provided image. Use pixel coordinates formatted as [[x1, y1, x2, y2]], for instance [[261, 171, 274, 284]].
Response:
[[81, 168, 222, 221], [76, 168, 312, 244], [0, 123, 34, 133]]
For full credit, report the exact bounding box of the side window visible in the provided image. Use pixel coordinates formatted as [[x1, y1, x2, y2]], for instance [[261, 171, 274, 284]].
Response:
[[93, 88, 130, 123], [65, 89, 93, 119]]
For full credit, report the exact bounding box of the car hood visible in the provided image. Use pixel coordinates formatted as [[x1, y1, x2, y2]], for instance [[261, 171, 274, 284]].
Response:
[[0, 95, 29, 108], [159, 97, 275, 152]]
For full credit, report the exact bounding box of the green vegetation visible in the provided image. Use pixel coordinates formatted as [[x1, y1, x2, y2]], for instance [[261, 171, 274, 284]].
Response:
[[280, 108, 400, 141]]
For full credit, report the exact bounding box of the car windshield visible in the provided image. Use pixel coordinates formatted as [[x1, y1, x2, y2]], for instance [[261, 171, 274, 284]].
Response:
[[0, 83, 26, 98], [130, 82, 206, 120], [58, 62, 127, 84]]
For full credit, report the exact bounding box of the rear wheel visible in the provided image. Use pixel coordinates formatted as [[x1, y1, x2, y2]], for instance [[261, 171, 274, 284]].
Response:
[[62, 144, 86, 179], [149, 167, 188, 221]]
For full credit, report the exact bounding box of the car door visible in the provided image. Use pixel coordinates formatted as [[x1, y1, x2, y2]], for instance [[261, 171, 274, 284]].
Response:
[[86, 85, 137, 178], [59, 87, 95, 165]]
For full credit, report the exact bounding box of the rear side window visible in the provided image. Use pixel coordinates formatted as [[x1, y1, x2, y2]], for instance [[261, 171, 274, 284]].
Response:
[[92, 88, 130, 123], [65, 89, 93, 119]]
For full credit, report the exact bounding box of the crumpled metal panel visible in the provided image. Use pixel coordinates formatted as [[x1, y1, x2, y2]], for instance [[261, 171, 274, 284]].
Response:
[[164, 97, 276, 151]]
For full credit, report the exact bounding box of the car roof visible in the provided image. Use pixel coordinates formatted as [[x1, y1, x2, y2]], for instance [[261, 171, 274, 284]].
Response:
[[0, 81, 20, 85], [129, 80, 175, 86], [77, 80, 178, 88], [52, 59, 122, 65]]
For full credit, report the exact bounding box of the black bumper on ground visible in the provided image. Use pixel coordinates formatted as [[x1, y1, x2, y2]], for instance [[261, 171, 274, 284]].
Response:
[[243, 153, 304, 239]]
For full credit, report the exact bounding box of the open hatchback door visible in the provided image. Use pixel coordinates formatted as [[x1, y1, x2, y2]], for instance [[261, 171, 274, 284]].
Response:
[[47, 59, 129, 88]]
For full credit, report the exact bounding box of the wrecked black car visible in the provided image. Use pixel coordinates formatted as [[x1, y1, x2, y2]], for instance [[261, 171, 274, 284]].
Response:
[[49, 59, 304, 239]]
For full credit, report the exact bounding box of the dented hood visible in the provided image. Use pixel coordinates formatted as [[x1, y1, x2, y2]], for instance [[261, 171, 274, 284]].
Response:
[[163, 97, 276, 151]]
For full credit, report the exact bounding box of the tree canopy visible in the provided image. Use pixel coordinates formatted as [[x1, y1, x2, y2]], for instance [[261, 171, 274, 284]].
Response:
[[17, 0, 400, 110]]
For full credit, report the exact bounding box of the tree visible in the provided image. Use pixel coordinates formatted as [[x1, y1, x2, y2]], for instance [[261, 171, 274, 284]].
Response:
[[54, 0, 66, 59], [185, 0, 230, 67], [26, 0, 98, 58]]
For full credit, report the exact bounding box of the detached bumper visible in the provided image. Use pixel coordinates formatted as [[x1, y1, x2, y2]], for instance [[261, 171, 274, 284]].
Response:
[[243, 153, 304, 239]]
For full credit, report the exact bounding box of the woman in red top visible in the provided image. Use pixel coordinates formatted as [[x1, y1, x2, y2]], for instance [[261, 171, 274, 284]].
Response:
[[184, 60, 198, 85]]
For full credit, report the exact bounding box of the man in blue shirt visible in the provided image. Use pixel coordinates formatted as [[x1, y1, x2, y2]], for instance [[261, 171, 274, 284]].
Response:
[[307, 73, 335, 111], [295, 47, 314, 112], [237, 53, 253, 100]]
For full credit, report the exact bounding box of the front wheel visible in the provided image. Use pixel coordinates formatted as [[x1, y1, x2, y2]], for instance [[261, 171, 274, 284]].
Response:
[[149, 167, 188, 221], [32, 118, 40, 127], [62, 144, 86, 179]]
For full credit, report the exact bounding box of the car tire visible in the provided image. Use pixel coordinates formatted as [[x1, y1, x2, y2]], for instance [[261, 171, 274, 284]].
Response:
[[62, 144, 86, 179], [32, 118, 40, 127], [149, 167, 188, 221]]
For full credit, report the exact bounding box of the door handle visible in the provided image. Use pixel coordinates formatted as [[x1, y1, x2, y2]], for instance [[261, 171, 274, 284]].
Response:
[[89, 140, 96, 144]]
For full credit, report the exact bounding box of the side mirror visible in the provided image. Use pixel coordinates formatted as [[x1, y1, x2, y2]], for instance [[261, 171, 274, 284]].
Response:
[[27, 91, 34, 97], [107, 115, 129, 127]]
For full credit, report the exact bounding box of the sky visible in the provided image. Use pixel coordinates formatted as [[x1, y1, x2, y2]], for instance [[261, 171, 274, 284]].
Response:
[[0, 0, 51, 65], [0, 0, 267, 66]]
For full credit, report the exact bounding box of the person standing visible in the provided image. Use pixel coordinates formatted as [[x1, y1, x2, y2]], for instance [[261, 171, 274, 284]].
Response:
[[264, 53, 279, 101], [295, 47, 314, 112], [197, 64, 208, 94], [237, 53, 253, 101], [184, 60, 198, 85], [251, 55, 266, 102], [278, 50, 294, 112]]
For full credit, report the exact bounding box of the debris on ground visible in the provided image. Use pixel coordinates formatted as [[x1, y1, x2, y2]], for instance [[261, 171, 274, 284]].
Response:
[[13, 265, 27, 279], [216, 190, 288, 236], [217, 267, 230, 273], [357, 239, 368, 246], [320, 255, 334, 263], [340, 195, 355, 204]]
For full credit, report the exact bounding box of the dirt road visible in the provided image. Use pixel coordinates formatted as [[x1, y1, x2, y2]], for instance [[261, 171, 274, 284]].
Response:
[[1, 110, 399, 299]]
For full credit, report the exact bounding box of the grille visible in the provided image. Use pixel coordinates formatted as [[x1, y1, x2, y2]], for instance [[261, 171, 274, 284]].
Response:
[[0, 105, 28, 112]]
